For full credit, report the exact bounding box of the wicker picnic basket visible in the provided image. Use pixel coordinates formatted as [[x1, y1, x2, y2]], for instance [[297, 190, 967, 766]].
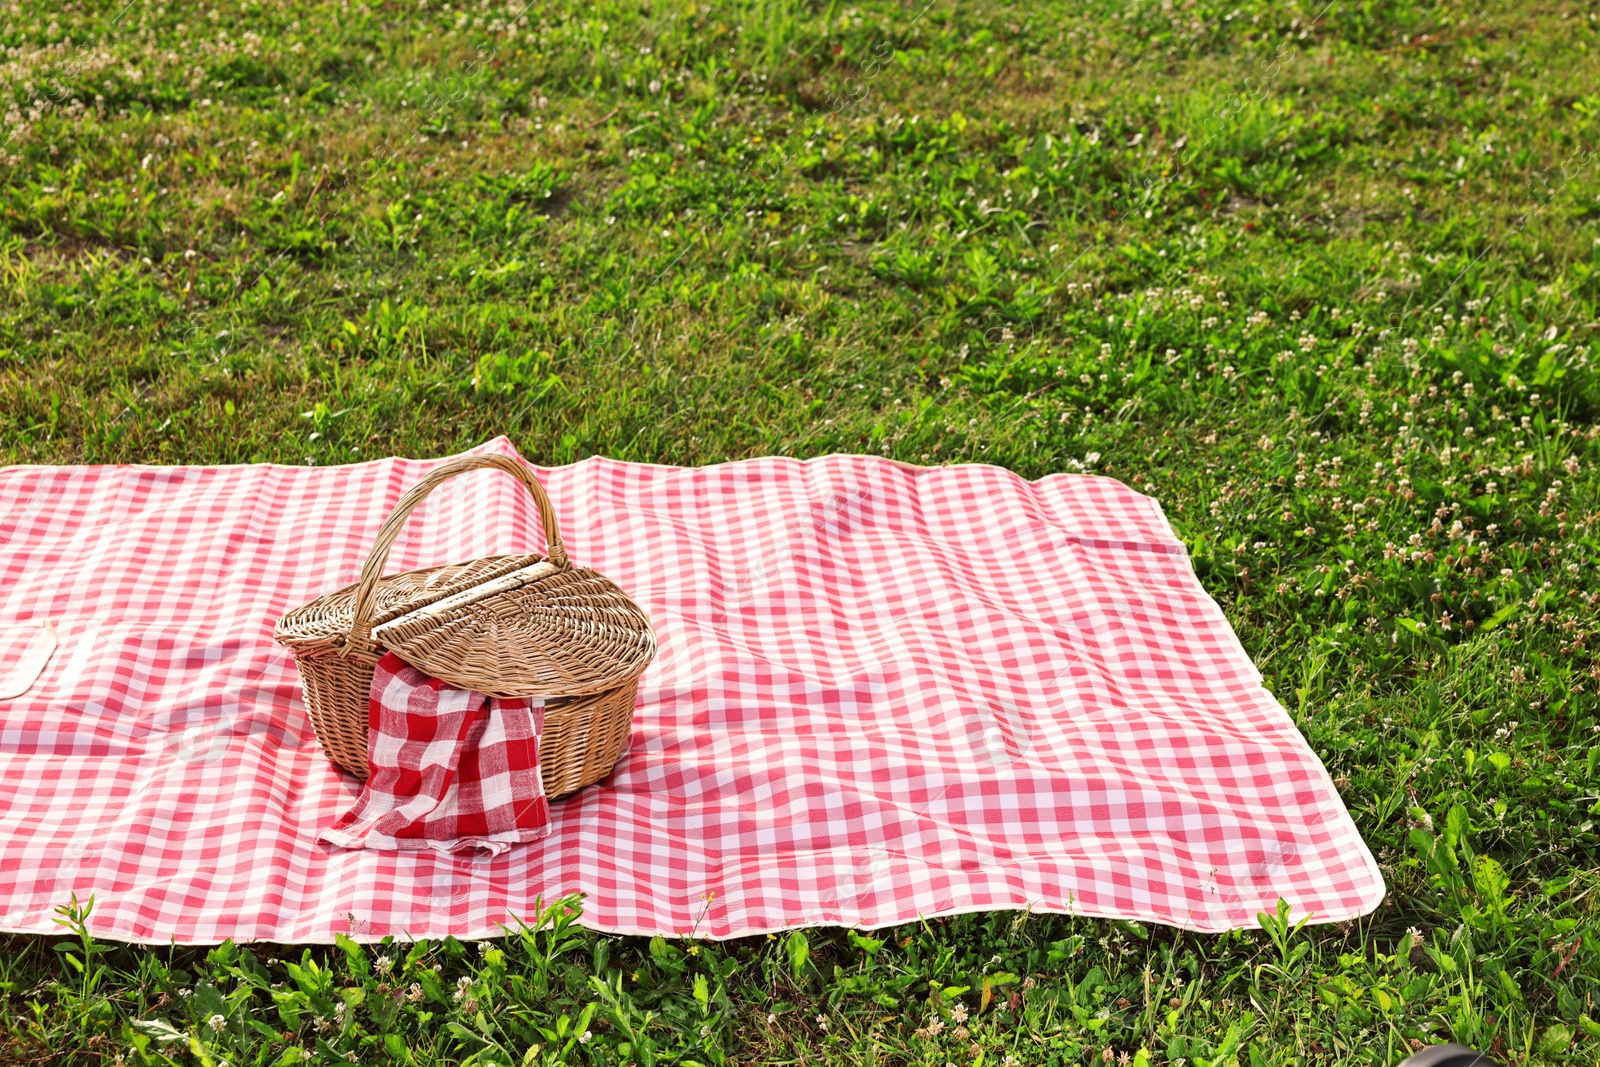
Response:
[[273, 454, 656, 798]]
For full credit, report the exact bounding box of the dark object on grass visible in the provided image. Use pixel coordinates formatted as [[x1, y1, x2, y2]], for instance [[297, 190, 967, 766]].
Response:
[[1397, 1045, 1502, 1067]]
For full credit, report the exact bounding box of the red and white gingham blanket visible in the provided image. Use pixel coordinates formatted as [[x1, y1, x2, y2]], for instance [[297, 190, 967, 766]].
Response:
[[0, 438, 1383, 943], [320, 653, 550, 856]]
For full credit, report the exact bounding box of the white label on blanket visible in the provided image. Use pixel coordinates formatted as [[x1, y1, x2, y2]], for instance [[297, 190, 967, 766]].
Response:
[[371, 560, 557, 639], [0, 619, 56, 699]]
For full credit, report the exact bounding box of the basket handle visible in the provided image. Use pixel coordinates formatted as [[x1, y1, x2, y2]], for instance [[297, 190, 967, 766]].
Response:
[[343, 454, 567, 656]]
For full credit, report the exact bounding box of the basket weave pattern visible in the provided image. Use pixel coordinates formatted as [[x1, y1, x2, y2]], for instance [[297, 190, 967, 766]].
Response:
[[274, 455, 655, 799]]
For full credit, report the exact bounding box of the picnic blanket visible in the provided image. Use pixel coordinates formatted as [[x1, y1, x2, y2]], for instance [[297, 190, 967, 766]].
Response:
[[0, 437, 1383, 943]]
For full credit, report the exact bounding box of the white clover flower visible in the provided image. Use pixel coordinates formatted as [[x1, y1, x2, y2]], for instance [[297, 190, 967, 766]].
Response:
[[208, 1013, 226, 1032]]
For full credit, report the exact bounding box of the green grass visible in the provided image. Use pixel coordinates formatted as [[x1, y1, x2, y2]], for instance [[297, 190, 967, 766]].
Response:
[[2, 0, 1600, 1062]]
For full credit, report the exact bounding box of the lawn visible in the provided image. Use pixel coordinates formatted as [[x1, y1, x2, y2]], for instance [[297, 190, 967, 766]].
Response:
[[2, 0, 1599, 1062]]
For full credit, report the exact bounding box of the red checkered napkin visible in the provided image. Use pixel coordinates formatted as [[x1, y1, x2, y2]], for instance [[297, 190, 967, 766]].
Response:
[[320, 652, 550, 856]]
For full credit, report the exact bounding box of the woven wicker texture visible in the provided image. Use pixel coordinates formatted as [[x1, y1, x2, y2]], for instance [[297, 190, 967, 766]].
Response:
[[274, 454, 655, 795], [378, 568, 657, 698]]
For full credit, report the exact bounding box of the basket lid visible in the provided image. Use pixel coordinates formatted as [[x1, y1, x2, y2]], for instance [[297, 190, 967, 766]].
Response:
[[273, 455, 656, 699], [376, 561, 655, 698]]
